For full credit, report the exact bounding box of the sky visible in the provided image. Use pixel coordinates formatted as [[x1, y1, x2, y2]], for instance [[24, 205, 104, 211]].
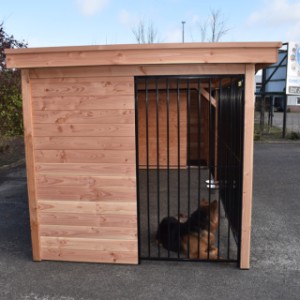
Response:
[[1, 0, 300, 47]]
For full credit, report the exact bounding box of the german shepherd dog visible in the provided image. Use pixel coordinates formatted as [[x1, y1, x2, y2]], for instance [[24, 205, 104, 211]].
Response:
[[156, 200, 219, 259]]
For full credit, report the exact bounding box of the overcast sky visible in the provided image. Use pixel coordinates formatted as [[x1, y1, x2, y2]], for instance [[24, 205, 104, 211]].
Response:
[[1, 0, 300, 47]]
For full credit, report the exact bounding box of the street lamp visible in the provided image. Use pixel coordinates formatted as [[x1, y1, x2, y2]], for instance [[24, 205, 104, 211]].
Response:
[[182, 21, 186, 43]]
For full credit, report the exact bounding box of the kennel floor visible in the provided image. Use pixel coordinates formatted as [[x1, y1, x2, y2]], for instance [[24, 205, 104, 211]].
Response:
[[138, 167, 238, 261]]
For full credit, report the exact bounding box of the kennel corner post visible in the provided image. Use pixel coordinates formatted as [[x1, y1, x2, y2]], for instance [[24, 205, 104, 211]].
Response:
[[240, 64, 255, 269], [21, 69, 42, 261]]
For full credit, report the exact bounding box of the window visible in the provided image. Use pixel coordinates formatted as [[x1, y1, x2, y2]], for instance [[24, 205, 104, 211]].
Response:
[[297, 97, 300, 105]]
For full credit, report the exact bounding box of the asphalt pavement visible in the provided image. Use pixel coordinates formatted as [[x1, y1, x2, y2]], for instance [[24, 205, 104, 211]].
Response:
[[0, 143, 299, 300]]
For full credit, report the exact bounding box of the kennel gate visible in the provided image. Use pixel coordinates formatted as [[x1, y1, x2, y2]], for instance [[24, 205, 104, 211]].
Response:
[[135, 75, 245, 263]]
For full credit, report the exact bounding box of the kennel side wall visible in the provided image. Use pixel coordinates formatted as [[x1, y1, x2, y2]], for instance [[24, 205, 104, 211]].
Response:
[[21, 68, 138, 264]]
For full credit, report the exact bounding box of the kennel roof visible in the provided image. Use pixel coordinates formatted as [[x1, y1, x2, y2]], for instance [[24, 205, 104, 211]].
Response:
[[6, 42, 282, 71]]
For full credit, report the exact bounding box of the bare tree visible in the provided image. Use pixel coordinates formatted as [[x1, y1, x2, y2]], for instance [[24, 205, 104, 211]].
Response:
[[132, 20, 158, 44], [200, 9, 230, 42]]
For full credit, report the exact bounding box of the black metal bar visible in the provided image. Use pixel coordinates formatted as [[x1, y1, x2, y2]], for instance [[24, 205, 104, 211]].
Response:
[[282, 42, 289, 139], [187, 79, 191, 259], [166, 78, 171, 258], [177, 78, 181, 259], [145, 78, 151, 258], [237, 79, 245, 263], [217, 78, 222, 260], [134, 78, 141, 264], [282, 94, 287, 138], [197, 79, 201, 258], [207, 78, 212, 260], [141, 257, 237, 263], [156, 78, 160, 257]]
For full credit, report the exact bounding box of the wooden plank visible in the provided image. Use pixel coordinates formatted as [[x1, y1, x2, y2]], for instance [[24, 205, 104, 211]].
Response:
[[6, 42, 282, 68], [38, 200, 136, 215], [32, 95, 134, 110], [33, 137, 135, 150], [34, 150, 135, 164], [137, 90, 187, 167], [35, 163, 136, 176], [6, 42, 282, 54], [29, 64, 246, 79], [21, 69, 41, 261], [39, 212, 137, 228], [36, 174, 136, 188], [5, 42, 282, 55], [30, 77, 133, 97], [33, 124, 135, 137], [240, 64, 255, 270], [41, 236, 137, 252], [41, 248, 138, 264], [39, 225, 137, 240], [200, 88, 217, 107], [36, 186, 136, 201], [32, 110, 134, 124]]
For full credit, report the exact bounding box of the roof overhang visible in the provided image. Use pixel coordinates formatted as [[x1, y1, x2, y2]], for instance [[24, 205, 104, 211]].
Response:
[[5, 42, 282, 71]]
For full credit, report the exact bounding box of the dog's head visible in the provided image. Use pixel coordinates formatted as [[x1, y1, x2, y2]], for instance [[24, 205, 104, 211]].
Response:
[[189, 200, 218, 232]]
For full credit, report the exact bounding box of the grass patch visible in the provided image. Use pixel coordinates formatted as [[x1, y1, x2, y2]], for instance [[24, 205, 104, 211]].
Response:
[[0, 135, 25, 167], [254, 124, 283, 141]]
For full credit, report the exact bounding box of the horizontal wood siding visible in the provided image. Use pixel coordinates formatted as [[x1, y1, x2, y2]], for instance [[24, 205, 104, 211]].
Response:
[[189, 93, 210, 165], [138, 90, 187, 167], [30, 71, 138, 264]]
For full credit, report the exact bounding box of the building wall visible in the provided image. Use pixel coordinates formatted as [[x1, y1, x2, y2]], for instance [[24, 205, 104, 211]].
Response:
[[288, 95, 300, 111]]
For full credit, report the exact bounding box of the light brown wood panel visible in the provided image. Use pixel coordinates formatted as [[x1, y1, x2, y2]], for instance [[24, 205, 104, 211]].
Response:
[[39, 225, 137, 240], [33, 109, 134, 124], [31, 77, 134, 97], [35, 163, 136, 176], [39, 212, 137, 228], [36, 174, 136, 188], [41, 248, 138, 264], [240, 64, 255, 269], [138, 89, 187, 167], [32, 95, 134, 110], [38, 200, 136, 215], [6, 42, 281, 69], [33, 124, 135, 137], [41, 236, 137, 252], [34, 137, 135, 150], [37, 185, 136, 201], [189, 93, 210, 165], [34, 150, 135, 164], [29, 64, 246, 79], [21, 70, 41, 261]]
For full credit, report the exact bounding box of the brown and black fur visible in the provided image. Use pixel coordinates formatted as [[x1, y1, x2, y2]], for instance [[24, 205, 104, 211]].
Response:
[[181, 200, 219, 259], [156, 200, 219, 259]]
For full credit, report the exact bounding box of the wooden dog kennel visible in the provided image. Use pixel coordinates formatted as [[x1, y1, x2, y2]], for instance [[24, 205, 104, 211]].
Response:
[[5, 42, 281, 269]]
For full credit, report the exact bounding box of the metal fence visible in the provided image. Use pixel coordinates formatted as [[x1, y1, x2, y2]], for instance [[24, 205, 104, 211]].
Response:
[[135, 75, 244, 263]]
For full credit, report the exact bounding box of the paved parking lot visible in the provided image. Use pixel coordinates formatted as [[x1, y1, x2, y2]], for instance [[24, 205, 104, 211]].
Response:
[[0, 143, 299, 300]]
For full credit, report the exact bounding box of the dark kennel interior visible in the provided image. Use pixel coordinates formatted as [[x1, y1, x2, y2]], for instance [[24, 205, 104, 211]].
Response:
[[135, 75, 245, 263]]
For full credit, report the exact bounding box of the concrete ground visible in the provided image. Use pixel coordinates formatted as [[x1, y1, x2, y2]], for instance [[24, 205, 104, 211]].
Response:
[[0, 143, 299, 300]]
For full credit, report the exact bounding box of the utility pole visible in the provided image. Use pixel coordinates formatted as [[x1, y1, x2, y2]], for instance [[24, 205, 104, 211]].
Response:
[[182, 21, 186, 43]]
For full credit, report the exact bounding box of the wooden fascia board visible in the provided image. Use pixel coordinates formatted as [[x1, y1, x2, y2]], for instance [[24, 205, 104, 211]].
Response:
[[5, 42, 282, 69]]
